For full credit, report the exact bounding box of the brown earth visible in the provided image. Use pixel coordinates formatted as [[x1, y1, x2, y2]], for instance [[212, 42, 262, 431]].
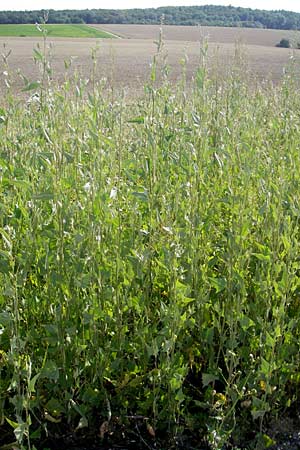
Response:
[[94, 23, 300, 47], [0, 26, 299, 95]]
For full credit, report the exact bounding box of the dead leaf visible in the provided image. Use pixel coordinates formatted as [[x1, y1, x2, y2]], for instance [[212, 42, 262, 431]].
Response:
[[241, 399, 252, 409], [0, 443, 20, 450], [99, 420, 109, 439], [146, 422, 155, 437]]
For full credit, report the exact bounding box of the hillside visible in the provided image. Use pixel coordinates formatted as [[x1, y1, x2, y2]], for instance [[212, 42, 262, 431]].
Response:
[[0, 5, 300, 30]]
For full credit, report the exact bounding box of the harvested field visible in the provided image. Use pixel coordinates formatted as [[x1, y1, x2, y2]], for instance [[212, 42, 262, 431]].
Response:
[[95, 23, 300, 47], [0, 28, 299, 94]]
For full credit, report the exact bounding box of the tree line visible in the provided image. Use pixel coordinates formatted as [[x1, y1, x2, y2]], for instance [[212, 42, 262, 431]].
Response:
[[0, 5, 300, 30]]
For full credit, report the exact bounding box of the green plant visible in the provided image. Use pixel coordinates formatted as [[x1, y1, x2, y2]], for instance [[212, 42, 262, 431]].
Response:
[[1, 33, 300, 450], [276, 38, 291, 48]]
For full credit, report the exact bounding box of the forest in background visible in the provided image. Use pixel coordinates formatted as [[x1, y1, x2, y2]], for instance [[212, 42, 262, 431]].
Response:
[[0, 5, 300, 30]]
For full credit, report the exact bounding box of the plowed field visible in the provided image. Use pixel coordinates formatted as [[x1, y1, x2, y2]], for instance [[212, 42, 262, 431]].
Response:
[[95, 23, 298, 47], [0, 24, 299, 94]]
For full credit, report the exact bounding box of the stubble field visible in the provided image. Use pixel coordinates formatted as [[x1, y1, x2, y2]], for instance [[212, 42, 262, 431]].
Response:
[[0, 23, 299, 94], [96, 23, 298, 47]]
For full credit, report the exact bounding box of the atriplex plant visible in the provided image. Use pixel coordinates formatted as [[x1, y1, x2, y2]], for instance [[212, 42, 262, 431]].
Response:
[[0, 29, 300, 450]]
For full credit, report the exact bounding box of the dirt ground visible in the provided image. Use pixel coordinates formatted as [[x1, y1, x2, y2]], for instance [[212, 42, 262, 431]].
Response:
[[95, 23, 300, 48], [0, 26, 299, 94]]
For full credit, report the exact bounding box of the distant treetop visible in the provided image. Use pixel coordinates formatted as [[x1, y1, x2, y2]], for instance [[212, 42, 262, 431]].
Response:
[[0, 5, 300, 30]]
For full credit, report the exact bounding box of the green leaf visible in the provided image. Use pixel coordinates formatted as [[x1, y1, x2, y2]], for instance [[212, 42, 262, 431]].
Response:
[[251, 406, 270, 420], [45, 397, 65, 416], [5, 418, 19, 429], [192, 112, 201, 126], [76, 416, 88, 431], [202, 373, 219, 387], [208, 277, 226, 293], [14, 422, 27, 443], [1, 228, 12, 250], [7, 179, 31, 190], [251, 396, 270, 420], [22, 81, 41, 92], [0, 250, 10, 261], [70, 399, 86, 418], [127, 116, 144, 124], [265, 332, 275, 348], [32, 192, 54, 201], [29, 427, 41, 439], [262, 434, 276, 448], [261, 358, 271, 375], [41, 360, 59, 382], [28, 373, 40, 393], [239, 316, 255, 330], [252, 253, 271, 262], [132, 191, 148, 202], [0, 250, 11, 273], [175, 388, 185, 403], [195, 67, 205, 89], [0, 312, 12, 326], [33, 48, 44, 62]]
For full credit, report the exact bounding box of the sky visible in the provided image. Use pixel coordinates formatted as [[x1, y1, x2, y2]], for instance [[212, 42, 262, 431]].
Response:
[[0, 0, 300, 13]]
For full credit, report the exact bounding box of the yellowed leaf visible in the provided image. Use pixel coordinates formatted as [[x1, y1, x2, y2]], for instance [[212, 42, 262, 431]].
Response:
[[44, 411, 61, 423], [259, 380, 266, 392]]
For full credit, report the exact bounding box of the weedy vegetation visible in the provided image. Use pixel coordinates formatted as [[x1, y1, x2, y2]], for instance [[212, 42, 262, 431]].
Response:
[[276, 38, 292, 48], [276, 38, 300, 50], [1, 29, 300, 450]]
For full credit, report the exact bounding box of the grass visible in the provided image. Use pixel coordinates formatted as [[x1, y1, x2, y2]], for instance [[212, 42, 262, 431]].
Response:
[[0, 24, 115, 38], [0, 41, 300, 449]]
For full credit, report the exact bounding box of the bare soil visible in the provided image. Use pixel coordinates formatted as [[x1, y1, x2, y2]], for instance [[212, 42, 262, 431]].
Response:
[[0, 26, 299, 94], [94, 23, 300, 47]]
